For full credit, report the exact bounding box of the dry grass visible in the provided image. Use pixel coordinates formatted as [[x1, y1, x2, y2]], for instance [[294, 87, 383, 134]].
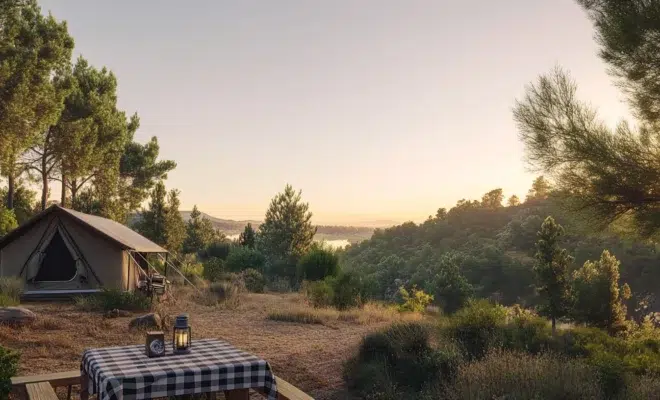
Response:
[[3, 292, 405, 399], [268, 302, 423, 327]]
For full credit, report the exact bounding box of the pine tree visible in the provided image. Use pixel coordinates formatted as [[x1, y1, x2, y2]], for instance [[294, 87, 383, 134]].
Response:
[[136, 181, 167, 246], [534, 216, 573, 334], [258, 184, 316, 265], [238, 223, 256, 248], [163, 189, 186, 254], [183, 205, 217, 254], [572, 250, 631, 334], [507, 195, 520, 207]]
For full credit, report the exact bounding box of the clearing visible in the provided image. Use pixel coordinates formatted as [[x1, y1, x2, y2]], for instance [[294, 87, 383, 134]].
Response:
[[1, 292, 394, 399]]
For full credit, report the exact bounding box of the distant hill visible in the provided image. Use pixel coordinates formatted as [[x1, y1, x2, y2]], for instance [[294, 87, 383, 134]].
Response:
[[130, 210, 376, 244]]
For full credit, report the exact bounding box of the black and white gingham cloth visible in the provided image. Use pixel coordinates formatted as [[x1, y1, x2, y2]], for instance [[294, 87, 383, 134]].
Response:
[[81, 338, 278, 400]]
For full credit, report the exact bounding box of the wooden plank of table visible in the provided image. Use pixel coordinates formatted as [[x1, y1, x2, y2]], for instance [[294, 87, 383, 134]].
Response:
[[12, 370, 81, 388], [224, 388, 250, 400], [25, 382, 58, 400], [253, 375, 315, 400]]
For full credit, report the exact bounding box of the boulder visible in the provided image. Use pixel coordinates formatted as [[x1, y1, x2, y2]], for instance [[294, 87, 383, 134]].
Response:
[[129, 313, 162, 330], [0, 307, 36, 326]]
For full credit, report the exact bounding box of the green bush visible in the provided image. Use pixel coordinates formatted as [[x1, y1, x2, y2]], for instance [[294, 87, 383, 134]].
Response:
[[297, 247, 340, 282], [242, 268, 265, 293], [344, 322, 461, 398], [75, 289, 151, 312], [179, 262, 204, 283], [225, 247, 266, 272], [445, 300, 508, 360], [449, 350, 603, 400], [207, 281, 241, 308], [200, 241, 232, 260], [397, 285, 434, 312], [0, 345, 19, 400], [305, 280, 334, 308], [202, 257, 225, 282], [0, 277, 23, 302], [329, 272, 363, 310]]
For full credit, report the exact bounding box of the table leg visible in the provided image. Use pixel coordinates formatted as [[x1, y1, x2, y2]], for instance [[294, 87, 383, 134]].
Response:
[[80, 372, 89, 400], [224, 388, 249, 400]]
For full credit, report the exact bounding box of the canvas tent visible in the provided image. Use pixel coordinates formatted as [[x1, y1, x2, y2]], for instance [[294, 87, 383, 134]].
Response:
[[0, 205, 167, 295]]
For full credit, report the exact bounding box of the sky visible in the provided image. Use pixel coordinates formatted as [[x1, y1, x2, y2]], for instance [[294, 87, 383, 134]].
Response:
[[38, 0, 631, 226]]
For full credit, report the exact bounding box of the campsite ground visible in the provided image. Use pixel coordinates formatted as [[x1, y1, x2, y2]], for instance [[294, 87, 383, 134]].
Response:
[[1, 291, 399, 399]]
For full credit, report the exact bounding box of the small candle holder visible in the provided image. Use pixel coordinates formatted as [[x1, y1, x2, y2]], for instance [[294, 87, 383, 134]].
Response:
[[173, 314, 191, 354], [145, 331, 165, 357]]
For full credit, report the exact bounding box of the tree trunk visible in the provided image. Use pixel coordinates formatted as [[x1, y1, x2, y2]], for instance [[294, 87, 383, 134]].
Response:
[[41, 153, 48, 211], [6, 174, 14, 209], [71, 178, 78, 208], [61, 173, 67, 207], [551, 317, 556, 336]]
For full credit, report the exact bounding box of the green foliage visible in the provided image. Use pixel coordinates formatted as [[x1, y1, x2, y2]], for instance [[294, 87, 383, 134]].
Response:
[[179, 262, 204, 283], [257, 184, 316, 265], [183, 206, 218, 254], [397, 285, 433, 313], [75, 289, 151, 312], [526, 176, 552, 203], [445, 300, 508, 360], [572, 250, 632, 334], [481, 188, 504, 209], [534, 216, 572, 332], [0, 206, 17, 237], [202, 257, 225, 282], [296, 246, 340, 282], [344, 322, 462, 398], [207, 281, 241, 308], [305, 280, 335, 308], [507, 194, 520, 207], [225, 246, 266, 272], [0, 345, 19, 400], [0, 185, 36, 224], [429, 253, 474, 314], [328, 272, 363, 310], [135, 182, 185, 253], [0, 276, 23, 303], [238, 223, 256, 248], [266, 277, 292, 293], [241, 268, 265, 293], [200, 240, 232, 261]]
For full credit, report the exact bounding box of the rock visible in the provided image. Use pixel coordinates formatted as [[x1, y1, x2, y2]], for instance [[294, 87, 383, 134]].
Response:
[[105, 309, 132, 318], [0, 307, 37, 326], [129, 313, 162, 330]]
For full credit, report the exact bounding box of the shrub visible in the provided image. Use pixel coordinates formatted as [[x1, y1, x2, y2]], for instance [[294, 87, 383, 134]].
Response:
[[329, 272, 363, 310], [179, 262, 204, 282], [444, 300, 508, 360], [207, 281, 241, 308], [449, 350, 603, 399], [397, 285, 434, 313], [0, 346, 19, 400], [242, 269, 265, 293], [0, 277, 23, 302], [202, 257, 225, 282], [297, 247, 340, 282], [0, 293, 18, 307], [200, 240, 232, 260], [75, 289, 151, 312], [266, 277, 291, 293], [305, 280, 334, 308], [225, 247, 266, 273], [344, 322, 462, 398]]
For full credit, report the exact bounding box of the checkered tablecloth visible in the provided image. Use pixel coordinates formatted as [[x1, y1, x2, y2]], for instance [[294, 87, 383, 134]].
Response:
[[81, 338, 278, 400]]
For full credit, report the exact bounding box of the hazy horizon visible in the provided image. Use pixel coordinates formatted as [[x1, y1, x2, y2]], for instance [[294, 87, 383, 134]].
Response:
[[37, 0, 632, 225]]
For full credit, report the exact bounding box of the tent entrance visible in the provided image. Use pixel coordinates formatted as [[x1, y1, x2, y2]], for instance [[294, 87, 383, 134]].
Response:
[[34, 230, 77, 282]]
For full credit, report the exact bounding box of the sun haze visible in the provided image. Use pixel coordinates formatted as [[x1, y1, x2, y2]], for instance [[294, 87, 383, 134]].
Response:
[[38, 0, 630, 225]]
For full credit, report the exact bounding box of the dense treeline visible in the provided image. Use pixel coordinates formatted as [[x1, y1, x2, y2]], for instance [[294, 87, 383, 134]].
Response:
[[341, 179, 660, 316], [0, 0, 175, 235]]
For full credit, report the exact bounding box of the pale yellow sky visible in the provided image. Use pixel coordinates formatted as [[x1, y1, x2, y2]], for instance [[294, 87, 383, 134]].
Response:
[[40, 0, 632, 226]]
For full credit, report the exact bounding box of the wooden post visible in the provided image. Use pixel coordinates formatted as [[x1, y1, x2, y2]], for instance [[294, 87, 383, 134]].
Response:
[[164, 253, 169, 278], [80, 372, 89, 400], [224, 389, 250, 400]]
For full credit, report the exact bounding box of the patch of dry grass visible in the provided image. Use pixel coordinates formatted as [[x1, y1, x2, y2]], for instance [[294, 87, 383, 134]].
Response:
[[268, 302, 423, 327], [268, 306, 339, 325]]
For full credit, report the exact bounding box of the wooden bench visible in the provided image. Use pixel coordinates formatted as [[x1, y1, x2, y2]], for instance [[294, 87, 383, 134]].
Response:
[[25, 382, 58, 400], [13, 370, 314, 400]]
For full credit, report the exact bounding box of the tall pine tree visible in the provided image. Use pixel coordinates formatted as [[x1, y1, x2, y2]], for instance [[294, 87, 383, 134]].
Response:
[[238, 223, 256, 248], [534, 216, 572, 334]]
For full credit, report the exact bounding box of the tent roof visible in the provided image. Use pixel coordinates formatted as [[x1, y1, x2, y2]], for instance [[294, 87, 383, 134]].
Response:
[[0, 205, 167, 253]]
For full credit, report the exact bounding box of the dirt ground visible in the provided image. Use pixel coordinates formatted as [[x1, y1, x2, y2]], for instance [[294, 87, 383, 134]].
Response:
[[1, 291, 390, 399]]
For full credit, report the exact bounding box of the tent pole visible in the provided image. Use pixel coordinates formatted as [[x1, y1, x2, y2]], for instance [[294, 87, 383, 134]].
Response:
[[165, 253, 169, 278]]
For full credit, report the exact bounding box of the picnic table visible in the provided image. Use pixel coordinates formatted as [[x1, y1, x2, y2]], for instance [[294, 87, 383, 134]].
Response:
[[80, 338, 278, 400]]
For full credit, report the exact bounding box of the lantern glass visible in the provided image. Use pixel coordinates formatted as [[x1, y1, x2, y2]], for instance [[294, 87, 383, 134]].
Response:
[[173, 314, 191, 354]]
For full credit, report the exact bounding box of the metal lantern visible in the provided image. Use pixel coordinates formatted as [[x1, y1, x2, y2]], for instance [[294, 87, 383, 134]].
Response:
[[173, 314, 191, 354]]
